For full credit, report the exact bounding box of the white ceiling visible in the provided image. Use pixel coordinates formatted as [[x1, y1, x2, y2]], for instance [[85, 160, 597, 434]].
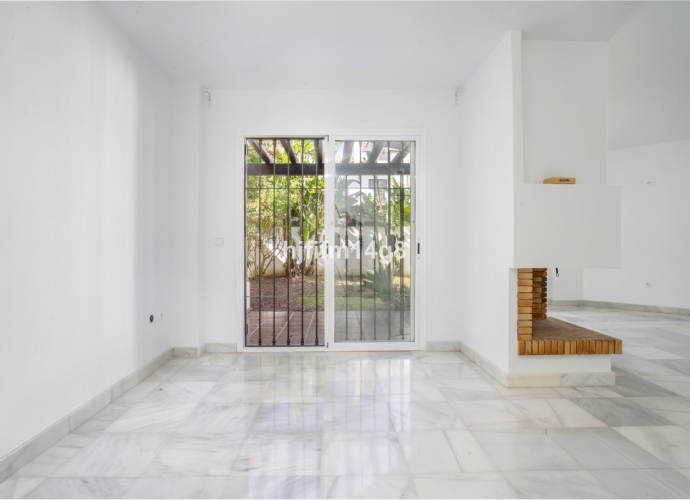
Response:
[[98, 1, 641, 89]]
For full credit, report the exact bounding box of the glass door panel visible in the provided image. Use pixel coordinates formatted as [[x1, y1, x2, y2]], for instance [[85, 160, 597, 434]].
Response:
[[244, 138, 325, 347], [332, 140, 415, 343]]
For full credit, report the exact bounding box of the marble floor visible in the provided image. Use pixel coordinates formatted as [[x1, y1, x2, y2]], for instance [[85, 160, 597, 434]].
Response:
[[3, 306, 690, 499]]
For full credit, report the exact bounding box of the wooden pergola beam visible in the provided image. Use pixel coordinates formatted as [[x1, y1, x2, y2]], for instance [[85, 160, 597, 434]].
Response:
[[391, 142, 410, 164], [341, 141, 354, 164], [248, 139, 274, 164], [278, 139, 299, 165], [246, 163, 410, 176], [366, 141, 385, 163], [247, 163, 324, 176], [316, 139, 323, 165]]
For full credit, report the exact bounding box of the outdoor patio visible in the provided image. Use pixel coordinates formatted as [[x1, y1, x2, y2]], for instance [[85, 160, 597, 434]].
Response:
[[245, 310, 412, 347]]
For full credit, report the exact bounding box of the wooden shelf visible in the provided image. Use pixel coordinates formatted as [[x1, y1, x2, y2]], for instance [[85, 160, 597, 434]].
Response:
[[519, 317, 623, 356]]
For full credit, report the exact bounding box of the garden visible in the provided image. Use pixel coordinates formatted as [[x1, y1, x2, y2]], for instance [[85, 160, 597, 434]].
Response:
[[245, 139, 411, 314]]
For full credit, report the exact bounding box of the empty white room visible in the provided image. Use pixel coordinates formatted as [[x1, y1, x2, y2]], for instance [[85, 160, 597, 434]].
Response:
[[1, 1, 690, 498]]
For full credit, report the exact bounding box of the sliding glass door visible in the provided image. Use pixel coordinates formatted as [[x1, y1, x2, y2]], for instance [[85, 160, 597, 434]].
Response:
[[331, 140, 415, 345], [243, 136, 417, 349]]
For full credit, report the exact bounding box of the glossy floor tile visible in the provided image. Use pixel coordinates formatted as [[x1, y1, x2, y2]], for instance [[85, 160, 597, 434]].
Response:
[[24, 478, 134, 499], [472, 430, 581, 472], [4, 306, 690, 498], [502, 470, 617, 499], [546, 428, 640, 470], [571, 398, 674, 426], [588, 469, 681, 499], [412, 473, 517, 499], [613, 426, 690, 468]]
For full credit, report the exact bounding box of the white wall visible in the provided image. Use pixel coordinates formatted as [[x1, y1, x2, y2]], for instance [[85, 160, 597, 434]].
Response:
[[583, 3, 690, 310], [585, 139, 690, 309], [522, 41, 609, 185], [548, 267, 584, 302], [200, 89, 462, 344], [170, 83, 202, 349], [517, 39, 621, 270], [608, 2, 690, 150], [457, 32, 517, 373], [0, 3, 171, 458], [516, 10, 690, 312], [507, 34, 610, 375], [514, 184, 621, 269]]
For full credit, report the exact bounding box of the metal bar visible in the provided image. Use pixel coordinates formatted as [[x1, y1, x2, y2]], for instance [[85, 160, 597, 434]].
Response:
[[399, 157, 405, 337], [244, 140, 249, 347], [373, 147, 381, 342], [344, 143, 350, 341], [286, 141, 291, 346], [315, 139, 320, 346], [359, 144, 363, 341], [300, 139, 305, 346], [387, 143, 392, 341], [258, 142, 263, 346], [272, 139, 277, 346]]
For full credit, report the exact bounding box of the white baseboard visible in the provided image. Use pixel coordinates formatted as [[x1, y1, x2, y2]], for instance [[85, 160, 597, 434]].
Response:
[[458, 341, 615, 388], [458, 342, 508, 386], [549, 299, 585, 306], [0, 348, 173, 482], [583, 300, 690, 316], [426, 341, 463, 352], [550, 299, 690, 316], [173, 345, 206, 358], [205, 342, 238, 353], [173, 343, 238, 357]]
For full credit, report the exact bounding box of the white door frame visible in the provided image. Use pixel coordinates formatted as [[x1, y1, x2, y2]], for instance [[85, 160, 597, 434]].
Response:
[[235, 128, 427, 352]]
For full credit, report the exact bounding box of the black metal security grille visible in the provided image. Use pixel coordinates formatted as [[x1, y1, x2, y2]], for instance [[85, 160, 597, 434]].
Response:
[[244, 138, 325, 347]]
